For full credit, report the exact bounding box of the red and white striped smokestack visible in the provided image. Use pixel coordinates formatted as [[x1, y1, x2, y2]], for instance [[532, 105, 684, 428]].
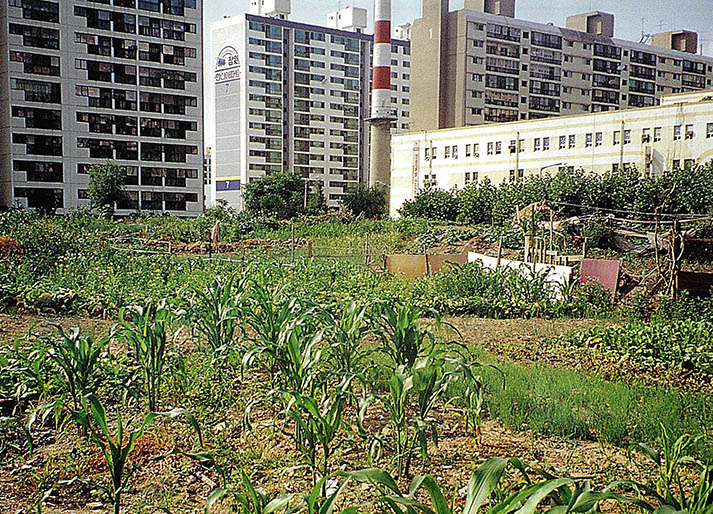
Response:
[[368, 0, 394, 198], [371, 0, 393, 120]]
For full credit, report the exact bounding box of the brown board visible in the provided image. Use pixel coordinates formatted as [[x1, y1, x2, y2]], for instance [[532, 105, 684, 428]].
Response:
[[676, 271, 713, 298], [579, 259, 621, 299], [385, 254, 467, 278]]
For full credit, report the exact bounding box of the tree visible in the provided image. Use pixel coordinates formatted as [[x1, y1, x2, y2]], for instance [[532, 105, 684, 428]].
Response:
[[343, 184, 387, 219], [306, 180, 327, 215], [243, 171, 304, 219], [87, 160, 127, 216]]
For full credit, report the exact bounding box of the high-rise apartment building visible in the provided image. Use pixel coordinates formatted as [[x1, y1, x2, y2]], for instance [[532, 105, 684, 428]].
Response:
[[0, 0, 204, 215], [411, 0, 713, 131], [210, 2, 411, 208]]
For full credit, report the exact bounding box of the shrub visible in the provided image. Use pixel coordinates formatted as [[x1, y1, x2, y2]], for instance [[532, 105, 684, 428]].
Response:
[[399, 185, 459, 221], [243, 171, 305, 219], [343, 184, 387, 219]]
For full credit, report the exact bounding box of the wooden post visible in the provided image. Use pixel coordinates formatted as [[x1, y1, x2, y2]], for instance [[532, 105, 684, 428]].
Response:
[[365, 233, 370, 266], [383, 254, 388, 271], [425, 251, 431, 275], [291, 223, 295, 264], [549, 210, 554, 264], [241, 246, 246, 267], [582, 237, 588, 259], [530, 209, 536, 265], [496, 237, 503, 268], [308, 240, 313, 258]]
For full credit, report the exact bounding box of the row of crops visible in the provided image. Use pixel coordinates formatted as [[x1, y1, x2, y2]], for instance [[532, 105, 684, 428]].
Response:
[[2, 270, 713, 513]]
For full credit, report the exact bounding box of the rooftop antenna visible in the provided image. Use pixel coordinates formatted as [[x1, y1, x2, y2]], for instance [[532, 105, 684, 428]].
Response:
[[656, 19, 665, 32]]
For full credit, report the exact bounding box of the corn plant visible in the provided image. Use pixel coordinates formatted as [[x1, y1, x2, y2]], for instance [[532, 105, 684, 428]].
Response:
[[39, 324, 110, 414], [206, 471, 351, 514], [242, 283, 324, 393], [185, 273, 246, 356], [285, 391, 346, 488], [119, 299, 177, 412], [326, 301, 372, 380], [375, 301, 443, 369], [629, 426, 713, 514], [346, 459, 643, 514], [68, 394, 203, 514]]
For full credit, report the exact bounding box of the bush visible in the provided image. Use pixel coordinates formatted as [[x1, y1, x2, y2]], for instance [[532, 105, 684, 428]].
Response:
[[243, 172, 305, 220], [343, 184, 387, 219], [399, 185, 459, 221]]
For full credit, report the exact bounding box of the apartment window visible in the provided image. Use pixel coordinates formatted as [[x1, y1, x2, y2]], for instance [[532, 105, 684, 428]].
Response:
[[473, 143, 479, 157], [487, 142, 494, 155], [533, 138, 541, 151], [685, 124, 694, 139], [654, 127, 661, 142], [559, 135, 566, 149], [465, 144, 472, 157], [495, 141, 502, 154], [424, 148, 430, 160], [674, 125, 682, 140], [707, 123, 713, 139], [613, 131, 621, 145], [464, 172, 471, 185], [595, 132, 603, 147], [543, 137, 550, 151], [452, 145, 458, 159], [585, 133, 593, 147], [642, 128, 651, 143], [568, 135, 576, 148], [444, 146, 451, 158], [624, 130, 631, 144]]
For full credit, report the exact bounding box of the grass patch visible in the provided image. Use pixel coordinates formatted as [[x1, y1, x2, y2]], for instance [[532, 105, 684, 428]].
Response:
[[480, 359, 713, 460]]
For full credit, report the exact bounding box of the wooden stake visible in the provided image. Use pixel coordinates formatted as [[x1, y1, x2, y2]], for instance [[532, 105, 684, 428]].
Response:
[[496, 237, 503, 268], [308, 240, 313, 258], [549, 210, 554, 264], [365, 233, 370, 266], [291, 223, 295, 264]]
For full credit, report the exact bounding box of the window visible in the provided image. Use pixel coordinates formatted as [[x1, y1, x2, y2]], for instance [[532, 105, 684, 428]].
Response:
[[595, 132, 603, 147], [473, 143, 479, 157], [559, 135, 566, 149], [568, 135, 575, 148], [624, 130, 631, 144], [487, 142, 494, 155], [465, 144, 472, 157], [586, 133, 593, 147], [444, 146, 451, 158], [707, 123, 713, 139], [452, 145, 458, 159], [495, 142, 502, 154], [613, 131, 620, 145], [543, 137, 550, 151], [674, 125, 682, 140], [534, 138, 541, 151], [654, 127, 661, 142], [642, 128, 651, 143], [686, 125, 694, 139]]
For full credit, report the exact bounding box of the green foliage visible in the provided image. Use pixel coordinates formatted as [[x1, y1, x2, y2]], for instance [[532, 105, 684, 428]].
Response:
[[244, 172, 306, 219], [557, 319, 713, 376], [39, 324, 110, 413], [400, 164, 713, 225], [399, 185, 459, 222], [343, 184, 388, 219], [87, 160, 127, 216], [119, 299, 176, 411]]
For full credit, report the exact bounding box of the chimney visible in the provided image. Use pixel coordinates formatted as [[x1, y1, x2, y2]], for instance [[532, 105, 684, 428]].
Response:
[[368, 0, 395, 198]]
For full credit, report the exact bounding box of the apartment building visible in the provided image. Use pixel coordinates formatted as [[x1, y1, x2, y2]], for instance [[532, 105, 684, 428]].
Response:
[[411, 0, 713, 131], [210, 2, 411, 209], [391, 90, 713, 216], [0, 0, 204, 215]]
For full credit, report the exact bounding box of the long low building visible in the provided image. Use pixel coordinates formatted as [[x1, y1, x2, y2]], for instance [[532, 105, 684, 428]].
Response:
[[391, 90, 713, 216]]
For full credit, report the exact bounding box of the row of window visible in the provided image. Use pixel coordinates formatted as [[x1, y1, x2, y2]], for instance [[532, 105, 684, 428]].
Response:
[[424, 123, 713, 161], [74, 7, 197, 40]]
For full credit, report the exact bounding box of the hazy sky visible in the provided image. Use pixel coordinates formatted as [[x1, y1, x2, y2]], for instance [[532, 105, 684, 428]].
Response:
[[202, 0, 713, 145]]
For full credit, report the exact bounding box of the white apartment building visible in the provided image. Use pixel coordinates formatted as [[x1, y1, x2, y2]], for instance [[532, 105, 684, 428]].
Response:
[[210, 2, 411, 209], [0, 0, 204, 215], [391, 90, 713, 217]]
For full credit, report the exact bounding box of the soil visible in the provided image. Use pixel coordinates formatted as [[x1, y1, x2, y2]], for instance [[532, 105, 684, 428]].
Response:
[[0, 314, 700, 513]]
